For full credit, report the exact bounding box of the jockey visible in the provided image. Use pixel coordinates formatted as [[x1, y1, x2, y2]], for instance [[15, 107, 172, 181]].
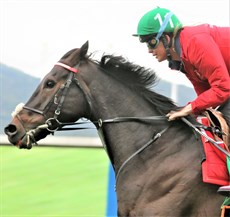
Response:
[[133, 7, 230, 195]]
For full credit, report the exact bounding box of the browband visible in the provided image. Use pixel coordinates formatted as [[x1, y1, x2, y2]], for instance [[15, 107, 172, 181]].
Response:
[[55, 62, 78, 73]]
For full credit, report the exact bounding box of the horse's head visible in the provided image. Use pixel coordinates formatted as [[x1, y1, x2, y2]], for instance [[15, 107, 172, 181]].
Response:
[[4, 41, 91, 149]]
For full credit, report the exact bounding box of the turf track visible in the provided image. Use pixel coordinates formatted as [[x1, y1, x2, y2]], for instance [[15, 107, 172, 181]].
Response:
[[1, 146, 109, 217]]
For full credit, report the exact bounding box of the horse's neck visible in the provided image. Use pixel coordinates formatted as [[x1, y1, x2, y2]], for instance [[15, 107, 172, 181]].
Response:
[[88, 74, 165, 171], [89, 71, 154, 118]]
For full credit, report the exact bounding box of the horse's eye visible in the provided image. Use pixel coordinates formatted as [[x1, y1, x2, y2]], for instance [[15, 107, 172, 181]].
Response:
[[45, 80, 56, 88]]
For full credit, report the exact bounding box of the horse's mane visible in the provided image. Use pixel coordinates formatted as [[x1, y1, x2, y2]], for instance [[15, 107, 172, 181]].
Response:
[[95, 54, 177, 114]]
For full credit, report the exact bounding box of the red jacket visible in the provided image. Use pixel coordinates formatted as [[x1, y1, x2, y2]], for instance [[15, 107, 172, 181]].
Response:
[[179, 24, 230, 114]]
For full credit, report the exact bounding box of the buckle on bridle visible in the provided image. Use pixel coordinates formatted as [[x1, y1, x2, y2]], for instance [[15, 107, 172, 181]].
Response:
[[45, 118, 62, 132]]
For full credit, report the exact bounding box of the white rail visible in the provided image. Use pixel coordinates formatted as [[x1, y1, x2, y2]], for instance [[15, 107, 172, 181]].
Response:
[[0, 134, 103, 148]]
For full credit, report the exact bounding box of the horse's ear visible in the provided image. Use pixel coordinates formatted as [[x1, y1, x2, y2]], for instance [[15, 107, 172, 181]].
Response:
[[80, 41, 89, 59]]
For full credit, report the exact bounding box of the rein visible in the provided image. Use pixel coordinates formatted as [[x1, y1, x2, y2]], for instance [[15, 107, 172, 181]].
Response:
[[181, 117, 230, 158], [41, 115, 168, 131]]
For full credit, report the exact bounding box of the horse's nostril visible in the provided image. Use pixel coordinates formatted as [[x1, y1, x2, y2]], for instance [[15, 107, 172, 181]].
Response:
[[4, 124, 18, 137]]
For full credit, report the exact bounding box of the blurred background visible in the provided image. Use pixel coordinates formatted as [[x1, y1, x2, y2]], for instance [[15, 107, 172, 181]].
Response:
[[0, 0, 229, 216]]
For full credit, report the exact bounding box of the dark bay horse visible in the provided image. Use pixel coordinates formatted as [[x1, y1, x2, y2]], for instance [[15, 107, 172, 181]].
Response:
[[5, 41, 224, 216]]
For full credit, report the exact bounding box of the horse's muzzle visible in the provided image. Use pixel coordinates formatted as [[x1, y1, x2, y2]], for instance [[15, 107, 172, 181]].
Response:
[[4, 124, 18, 137], [4, 124, 50, 149], [5, 123, 31, 149]]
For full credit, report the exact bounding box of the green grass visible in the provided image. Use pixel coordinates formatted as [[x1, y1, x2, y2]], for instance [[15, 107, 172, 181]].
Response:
[[0, 146, 109, 217]]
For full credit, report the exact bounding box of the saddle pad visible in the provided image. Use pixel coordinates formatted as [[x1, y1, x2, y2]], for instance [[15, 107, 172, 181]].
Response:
[[197, 116, 229, 186]]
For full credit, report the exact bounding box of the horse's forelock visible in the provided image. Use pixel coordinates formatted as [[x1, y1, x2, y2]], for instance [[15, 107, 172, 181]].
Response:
[[60, 42, 89, 66], [61, 48, 78, 60], [60, 48, 83, 66]]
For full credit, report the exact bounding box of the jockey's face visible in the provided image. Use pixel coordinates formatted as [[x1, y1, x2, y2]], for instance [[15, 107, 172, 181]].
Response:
[[147, 40, 167, 62]]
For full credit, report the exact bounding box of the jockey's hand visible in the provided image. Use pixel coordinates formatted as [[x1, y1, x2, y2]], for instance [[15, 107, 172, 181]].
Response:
[[166, 104, 192, 121]]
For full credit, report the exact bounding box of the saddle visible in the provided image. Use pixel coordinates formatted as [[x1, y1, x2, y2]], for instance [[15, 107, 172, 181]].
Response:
[[204, 108, 229, 147], [197, 108, 230, 186]]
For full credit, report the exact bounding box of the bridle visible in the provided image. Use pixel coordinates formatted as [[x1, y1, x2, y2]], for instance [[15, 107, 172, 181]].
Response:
[[24, 63, 79, 118], [22, 62, 93, 132], [13, 61, 93, 149]]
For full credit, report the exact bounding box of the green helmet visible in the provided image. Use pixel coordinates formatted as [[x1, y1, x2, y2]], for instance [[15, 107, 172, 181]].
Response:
[[134, 7, 182, 36]]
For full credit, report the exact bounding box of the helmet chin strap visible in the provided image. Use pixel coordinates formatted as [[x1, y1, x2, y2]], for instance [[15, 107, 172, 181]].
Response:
[[161, 35, 172, 61], [163, 33, 185, 72]]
